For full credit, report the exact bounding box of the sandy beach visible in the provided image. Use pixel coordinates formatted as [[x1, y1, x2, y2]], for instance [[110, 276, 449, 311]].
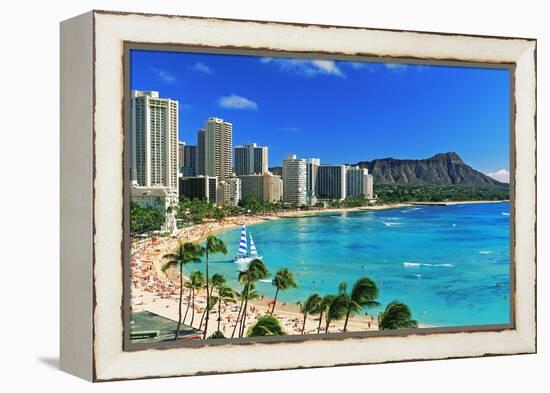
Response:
[[130, 200, 504, 340], [129, 204, 413, 339]]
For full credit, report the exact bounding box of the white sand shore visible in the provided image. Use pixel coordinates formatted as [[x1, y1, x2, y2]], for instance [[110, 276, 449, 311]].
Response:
[[131, 259, 378, 339], [130, 201, 483, 340]]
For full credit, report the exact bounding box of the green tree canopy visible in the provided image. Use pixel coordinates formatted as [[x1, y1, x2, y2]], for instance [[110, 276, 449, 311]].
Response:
[[247, 316, 286, 337], [378, 301, 418, 330]]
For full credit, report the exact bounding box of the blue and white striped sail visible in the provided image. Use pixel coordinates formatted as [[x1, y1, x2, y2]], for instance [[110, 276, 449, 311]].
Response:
[[237, 225, 248, 255], [249, 234, 258, 257]]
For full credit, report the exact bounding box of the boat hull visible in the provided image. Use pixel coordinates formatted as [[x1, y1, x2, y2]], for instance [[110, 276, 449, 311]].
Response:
[[234, 256, 263, 265]]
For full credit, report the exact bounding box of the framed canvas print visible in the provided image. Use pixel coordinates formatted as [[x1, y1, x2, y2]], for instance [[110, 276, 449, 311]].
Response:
[[60, 10, 537, 381]]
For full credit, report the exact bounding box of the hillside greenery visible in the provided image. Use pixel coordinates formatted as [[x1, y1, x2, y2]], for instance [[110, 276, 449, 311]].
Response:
[[374, 184, 509, 204]]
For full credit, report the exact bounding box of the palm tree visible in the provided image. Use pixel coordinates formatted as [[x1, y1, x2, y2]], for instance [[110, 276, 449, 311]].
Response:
[[270, 268, 298, 316], [211, 273, 234, 332], [238, 259, 269, 338], [184, 270, 204, 328], [199, 294, 218, 332], [211, 273, 226, 289], [216, 285, 236, 332], [161, 242, 202, 340], [324, 294, 348, 334], [231, 284, 260, 338], [201, 235, 228, 339], [317, 295, 334, 334], [209, 330, 225, 339], [297, 293, 321, 334], [247, 316, 286, 337], [339, 277, 380, 332], [378, 301, 418, 330]]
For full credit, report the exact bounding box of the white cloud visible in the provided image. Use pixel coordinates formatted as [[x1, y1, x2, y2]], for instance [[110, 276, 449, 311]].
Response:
[[191, 62, 214, 74], [151, 68, 176, 83], [278, 126, 300, 132], [485, 169, 510, 183], [347, 62, 377, 72], [384, 63, 409, 72], [218, 94, 258, 110], [260, 57, 345, 78]]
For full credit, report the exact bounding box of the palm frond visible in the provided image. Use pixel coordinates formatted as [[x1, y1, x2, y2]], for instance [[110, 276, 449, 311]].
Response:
[[272, 268, 298, 291], [247, 316, 286, 337], [378, 301, 418, 330]]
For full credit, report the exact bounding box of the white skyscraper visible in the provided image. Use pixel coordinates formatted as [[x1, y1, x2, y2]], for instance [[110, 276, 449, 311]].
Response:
[[282, 154, 307, 206], [204, 117, 232, 181], [130, 91, 178, 193]]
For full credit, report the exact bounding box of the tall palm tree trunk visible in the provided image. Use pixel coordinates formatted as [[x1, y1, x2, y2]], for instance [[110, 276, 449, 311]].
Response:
[[239, 278, 252, 338], [174, 264, 184, 340], [231, 295, 246, 338], [239, 297, 248, 337], [239, 297, 248, 338], [325, 318, 331, 334], [217, 296, 223, 332], [317, 310, 324, 334], [199, 306, 206, 331], [190, 289, 196, 327], [270, 287, 280, 316], [183, 290, 192, 324], [343, 308, 352, 332], [203, 252, 210, 339], [301, 314, 308, 334]]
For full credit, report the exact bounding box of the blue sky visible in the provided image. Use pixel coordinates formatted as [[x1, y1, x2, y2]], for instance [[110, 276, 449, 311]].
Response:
[[130, 50, 510, 178]]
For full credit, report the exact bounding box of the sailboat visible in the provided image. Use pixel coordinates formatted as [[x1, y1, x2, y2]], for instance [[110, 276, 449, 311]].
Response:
[[234, 225, 262, 265]]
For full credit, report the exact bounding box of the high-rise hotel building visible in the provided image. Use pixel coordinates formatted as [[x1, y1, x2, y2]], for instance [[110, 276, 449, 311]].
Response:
[[179, 176, 218, 202], [178, 141, 185, 171], [130, 91, 178, 193], [306, 158, 320, 203], [180, 144, 198, 177], [282, 154, 307, 206], [203, 117, 233, 181], [234, 143, 268, 176], [240, 172, 283, 203], [197, 128, 205, 176], [317, 165, 347, 200], [346, 166, 374, 199], [217, 177, 242, 206]]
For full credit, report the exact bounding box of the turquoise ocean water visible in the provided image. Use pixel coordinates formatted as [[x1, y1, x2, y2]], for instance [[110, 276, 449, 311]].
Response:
[[195, 202, 510, 327]]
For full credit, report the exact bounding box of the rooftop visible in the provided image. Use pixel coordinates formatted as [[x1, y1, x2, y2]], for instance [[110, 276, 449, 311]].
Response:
[[130, 186, 177, 198], [130, 311, 202, 343]]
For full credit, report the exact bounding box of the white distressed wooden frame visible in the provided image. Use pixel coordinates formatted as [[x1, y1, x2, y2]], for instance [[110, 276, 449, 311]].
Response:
[[60, 10, 536, 382]]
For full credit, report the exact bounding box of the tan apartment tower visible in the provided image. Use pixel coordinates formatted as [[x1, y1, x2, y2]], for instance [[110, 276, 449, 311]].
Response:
[[204, 117, 233, 181], [130, 91, 179, 193], [240, 172, 283, 203]]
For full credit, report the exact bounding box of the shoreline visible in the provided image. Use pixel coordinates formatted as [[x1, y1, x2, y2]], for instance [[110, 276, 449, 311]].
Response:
[[409, 200, 509, 206], [130, 199, 506, 339]]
